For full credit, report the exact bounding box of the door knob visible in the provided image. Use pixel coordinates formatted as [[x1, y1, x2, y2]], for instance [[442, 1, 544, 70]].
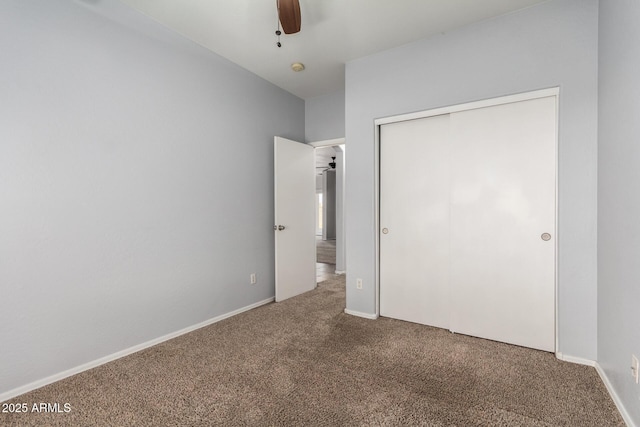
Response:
[[382, 228, 389, 234], [541, 233, 551, 241], [278, 225, 286, 231]]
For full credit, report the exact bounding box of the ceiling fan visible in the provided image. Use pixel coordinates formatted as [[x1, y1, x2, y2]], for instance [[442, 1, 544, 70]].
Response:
[[317, 156, 337, 173], [277, 0, 301, 34], [275, 0, 301, 47]]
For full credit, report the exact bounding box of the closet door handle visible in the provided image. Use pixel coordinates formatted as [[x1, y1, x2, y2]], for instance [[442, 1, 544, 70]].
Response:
[[541, 233, 551, 241]]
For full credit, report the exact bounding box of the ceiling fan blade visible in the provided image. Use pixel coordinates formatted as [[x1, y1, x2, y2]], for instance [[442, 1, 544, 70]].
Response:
[[278, 0, 301, 34]]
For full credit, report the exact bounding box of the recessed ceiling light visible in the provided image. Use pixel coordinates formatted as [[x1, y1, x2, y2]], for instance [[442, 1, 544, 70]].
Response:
[[291, 62, 305, 72]]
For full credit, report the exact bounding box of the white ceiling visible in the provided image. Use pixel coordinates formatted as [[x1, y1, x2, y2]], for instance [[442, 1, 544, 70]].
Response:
[[119, 0, 549, 99]]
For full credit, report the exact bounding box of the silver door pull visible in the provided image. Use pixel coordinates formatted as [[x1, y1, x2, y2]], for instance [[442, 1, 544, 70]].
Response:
[[541, 233, 551, 241], [382, 228, 389, 234], [278, 225, 286, 231]]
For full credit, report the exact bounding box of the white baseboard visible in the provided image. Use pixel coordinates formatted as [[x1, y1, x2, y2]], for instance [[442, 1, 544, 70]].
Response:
[[344, 309, 378, 320], [334, 270, 346, 275], [595, 363, 637, 427], [555, 352, 596, 366], [0, 297, 274, 403], [557, 354, 635, 426]]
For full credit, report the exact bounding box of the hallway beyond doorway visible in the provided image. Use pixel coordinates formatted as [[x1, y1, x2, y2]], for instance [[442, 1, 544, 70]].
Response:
[[316, 237, 336, 282]]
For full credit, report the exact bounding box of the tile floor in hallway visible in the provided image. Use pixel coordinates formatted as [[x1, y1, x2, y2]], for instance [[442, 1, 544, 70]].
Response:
[[316, 262, 338, 283]]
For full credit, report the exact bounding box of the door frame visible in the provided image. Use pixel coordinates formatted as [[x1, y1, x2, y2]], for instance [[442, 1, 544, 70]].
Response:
[[374, 87, 560, 354], [310, 138, 346, 274]]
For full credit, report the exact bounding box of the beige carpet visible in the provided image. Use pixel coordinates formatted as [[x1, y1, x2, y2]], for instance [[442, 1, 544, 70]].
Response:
[[1, 276, 623, 426]]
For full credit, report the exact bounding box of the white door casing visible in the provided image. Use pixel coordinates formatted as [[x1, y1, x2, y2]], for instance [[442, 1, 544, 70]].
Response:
[[378, 91, 557, 352], [274, 136, 316, 302]]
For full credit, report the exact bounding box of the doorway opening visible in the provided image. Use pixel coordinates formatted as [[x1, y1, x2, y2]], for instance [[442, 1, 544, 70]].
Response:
[[312, 139, 345, 283]]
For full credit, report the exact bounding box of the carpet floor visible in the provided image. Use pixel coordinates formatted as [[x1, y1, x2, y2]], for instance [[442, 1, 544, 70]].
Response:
[[1, 276, 623, 426]]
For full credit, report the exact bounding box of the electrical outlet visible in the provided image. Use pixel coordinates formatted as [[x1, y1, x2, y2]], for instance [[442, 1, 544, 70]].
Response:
[[356, 278, 363, 290], [250, 273, 257, 285], [632, 354, 639, 384]]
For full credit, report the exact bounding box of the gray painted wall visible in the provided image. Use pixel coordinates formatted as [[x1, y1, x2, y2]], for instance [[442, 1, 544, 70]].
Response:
[[305, 90, 345, 143], [0, 0, 304, 397], [322, 170, 336, 240], [598, 1, 640, 423], [345, 0, 599, 360]]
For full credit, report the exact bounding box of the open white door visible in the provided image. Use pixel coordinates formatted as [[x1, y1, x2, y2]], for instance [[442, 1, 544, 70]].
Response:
[[274, 136, 316, 302]]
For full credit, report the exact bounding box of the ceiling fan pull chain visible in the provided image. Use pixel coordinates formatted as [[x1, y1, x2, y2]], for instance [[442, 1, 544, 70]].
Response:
[[275, 0, 282, 47]]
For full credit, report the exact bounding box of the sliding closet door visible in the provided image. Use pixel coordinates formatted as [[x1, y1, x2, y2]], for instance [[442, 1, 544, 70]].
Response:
[[379, 114, 451, 329], [449, 96, 556, 352]]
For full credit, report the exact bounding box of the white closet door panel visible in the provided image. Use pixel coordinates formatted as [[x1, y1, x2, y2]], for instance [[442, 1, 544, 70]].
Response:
[[380, 114, 450, 329], [449, 96, 556, 351]]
